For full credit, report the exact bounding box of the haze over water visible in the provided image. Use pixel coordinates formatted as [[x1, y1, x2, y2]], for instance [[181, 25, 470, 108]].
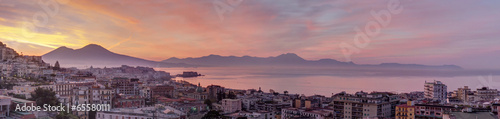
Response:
[[158, 67, 498, 96]]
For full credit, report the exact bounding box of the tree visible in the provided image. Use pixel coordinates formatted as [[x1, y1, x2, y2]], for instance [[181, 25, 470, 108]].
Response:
[[30, 88, 60, 106], [217, 92, 226, 101], [8, 93, 27, 99], [284, 90, 289, 95], [273, 92, 279, 96], [227, 91, 236, 99], [202, 110, 223, 119], [204, 99, 213, 110], [13, 94, 26, 99]]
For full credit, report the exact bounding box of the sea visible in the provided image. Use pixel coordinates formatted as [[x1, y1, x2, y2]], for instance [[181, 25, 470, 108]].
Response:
[[156, 67, 499, 96]]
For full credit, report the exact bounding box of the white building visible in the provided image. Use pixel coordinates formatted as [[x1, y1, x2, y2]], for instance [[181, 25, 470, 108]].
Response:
[[425, 80, 447, 102], [222, 99, 242, 113], [90, 85, 114, 106], [475, 87, 499, 102], [11, 85, 37, 99], [0, 96, 11, 118], [242, 98, 260, 111]]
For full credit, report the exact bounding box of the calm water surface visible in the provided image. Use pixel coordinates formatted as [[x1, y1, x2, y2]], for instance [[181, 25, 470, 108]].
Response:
[[156, 67, 497, 96]]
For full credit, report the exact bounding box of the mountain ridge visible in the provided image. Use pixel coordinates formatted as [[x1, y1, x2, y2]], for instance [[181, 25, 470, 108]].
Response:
[[162, 53, 462, 70], [42, 44, 463, 70]]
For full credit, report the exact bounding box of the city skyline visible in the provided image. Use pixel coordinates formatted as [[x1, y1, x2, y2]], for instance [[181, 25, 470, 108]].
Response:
[[1, 0, 500, 69]]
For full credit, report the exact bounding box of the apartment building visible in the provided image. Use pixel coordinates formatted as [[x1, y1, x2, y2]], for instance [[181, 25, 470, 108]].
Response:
[[112, 78, 142, 96], [414, 104, 455, 119], [72, 86, 91, 119], [424, 81, 447, 102], [453, 86, 472, 102], [113, 95, 145, 108], [395, 101, 415, 119], [475, 87, 499, 102], [185, 92, 208, 101], [242, 97, 260, 111], [222, 99, 242, 113], [90, 85, 114, 106], [332, 91, 400, 119], [151, 85, 174, 97], [208, 85, 225, 101], [55, 83, 76, 104]]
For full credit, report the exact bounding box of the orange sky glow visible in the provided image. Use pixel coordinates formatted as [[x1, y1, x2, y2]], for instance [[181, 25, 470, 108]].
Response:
[[1, 0, 499, 69]]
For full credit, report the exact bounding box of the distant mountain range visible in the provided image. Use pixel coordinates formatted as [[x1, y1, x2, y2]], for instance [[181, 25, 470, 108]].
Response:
[[163, 53, 354, 66], [162, 53, 462, 70], [42, 44, 191, 68], [42, 44, 463, 70]]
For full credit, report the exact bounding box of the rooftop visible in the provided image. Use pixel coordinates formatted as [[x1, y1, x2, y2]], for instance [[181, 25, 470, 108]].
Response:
[[448, 112, 497, 119]]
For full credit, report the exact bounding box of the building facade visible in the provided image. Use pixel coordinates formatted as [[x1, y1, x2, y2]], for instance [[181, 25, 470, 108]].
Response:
[[453, 86, 472, 102], [332, 91, 400, 119], [395, 102, 415, 119], [414, 104, 455, 119], [222, 99, 242, 113], [281, 108, 334, 119], [424, 81, 447, 102], [475, 87, 499, 102]]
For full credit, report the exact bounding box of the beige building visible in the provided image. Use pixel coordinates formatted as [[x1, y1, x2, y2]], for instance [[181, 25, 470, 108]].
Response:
[[454, 86, 472, 102], [12, 85, 37, 93], [395, 101, 415, 119], [12, 85, 37, 99]]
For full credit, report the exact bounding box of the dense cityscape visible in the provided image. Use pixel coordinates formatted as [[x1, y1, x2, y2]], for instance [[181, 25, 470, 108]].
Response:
[[1, 39, 500, 119]]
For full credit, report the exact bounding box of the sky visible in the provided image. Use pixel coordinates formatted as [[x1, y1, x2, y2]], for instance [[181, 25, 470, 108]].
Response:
[[0, 0, 499, 69]]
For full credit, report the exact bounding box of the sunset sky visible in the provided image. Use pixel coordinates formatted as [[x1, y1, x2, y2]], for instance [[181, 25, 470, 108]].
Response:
[[1, 0, 499, 69]]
